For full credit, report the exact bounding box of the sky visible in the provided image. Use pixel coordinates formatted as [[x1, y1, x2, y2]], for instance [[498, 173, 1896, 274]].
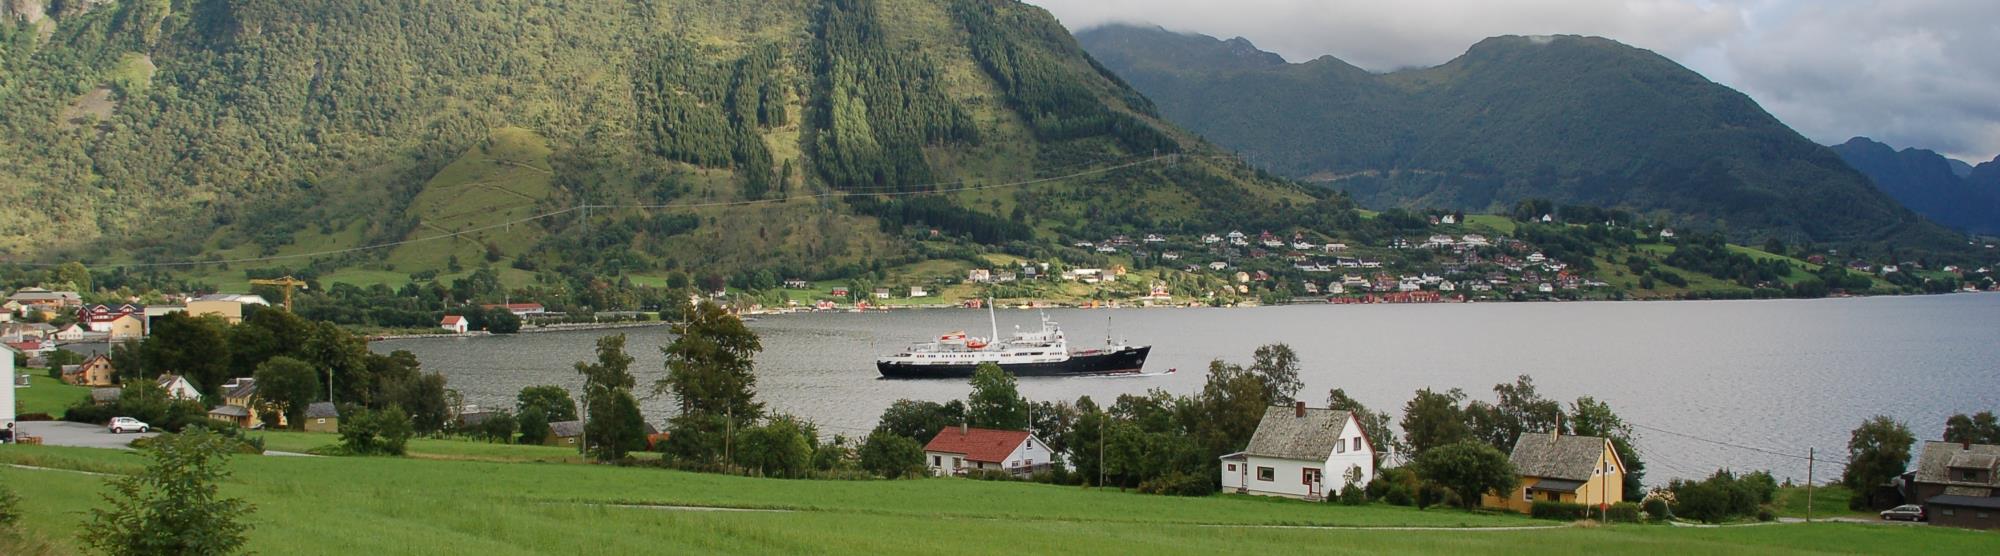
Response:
[[1026, 0, 2000, 164]]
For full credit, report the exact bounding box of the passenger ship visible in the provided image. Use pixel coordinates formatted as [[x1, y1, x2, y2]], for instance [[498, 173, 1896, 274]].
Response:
[[875, 306, 1150, 379]]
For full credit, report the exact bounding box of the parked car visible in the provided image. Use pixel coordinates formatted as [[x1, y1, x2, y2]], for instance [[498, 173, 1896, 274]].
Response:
[[108, 417, 151, 434], [1879, 504, 1925, 522]]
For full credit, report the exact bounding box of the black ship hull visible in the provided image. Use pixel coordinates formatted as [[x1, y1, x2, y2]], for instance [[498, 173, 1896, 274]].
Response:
[[877, 346, 1151, 379]]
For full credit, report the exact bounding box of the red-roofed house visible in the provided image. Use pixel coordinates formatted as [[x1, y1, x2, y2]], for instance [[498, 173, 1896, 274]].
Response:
[[440, 315, 468, 334], [923, 425, 1052, 477]]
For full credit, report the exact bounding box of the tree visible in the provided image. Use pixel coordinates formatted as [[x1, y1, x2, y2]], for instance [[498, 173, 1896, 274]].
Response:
[[1843, 415, 1914, 509], [1569, 396, 1646, 500], [476, 411, 518, 443], [1412, 440, 1516, 509], [586, 390, 648, 461], [55, 261, 91, 292], [1944, 411, 2000, 444], [1246, 343, 1303, 403], [341, 407, 414, 456], [252, 356, 321, 430], [860, 430, 926, 479], [517, 385, 578, 422], [139, 312, 234, 394], [658, 302, 763, 424], [733, 414, 815, 478], [871, 398, 964, 442], [1402, 388, 1470, 457], [82, 429, 253, 556], [966, 363, 1028, 429], [1468, 375, 1563, 452], [484, 307, 522, 334], [1328, 388, 1396, 465], [1191, 359, 1270, 481], [517, 406, 551, 445]]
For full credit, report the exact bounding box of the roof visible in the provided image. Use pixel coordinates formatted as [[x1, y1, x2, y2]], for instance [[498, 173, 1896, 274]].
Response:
[[1508, 434, 1612, 482], [548, 420, 585, 438], [458, 411, 496, 427], [924, 427, 1032, 463], [441, 315, 466, 325], [90, 388, 122, 403], [208, 405, 251, 417], [1915, 441, 2000, 487], [305, 402, 339, 418], [225, 379, 258, 399], [156, 374, 187, 387], [6, 289, 80, 302], [1242, 405, 1355, 461], [193, 293, 269, 305], [1925, 495, 2000, 510]]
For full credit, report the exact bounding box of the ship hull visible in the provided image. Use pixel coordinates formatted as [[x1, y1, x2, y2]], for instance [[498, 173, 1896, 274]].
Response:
[[877, 346, 1151, 379]]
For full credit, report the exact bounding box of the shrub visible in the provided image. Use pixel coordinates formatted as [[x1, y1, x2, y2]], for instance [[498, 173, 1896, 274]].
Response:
[[966, 469, 1017, 481], [1756, 507, 1775, 522], [1384, 484, 1416, 506], [1642, 497, 1672, 522], [339, 407, 413, 456], [1530, 501, 1591, 521], [81, 429, 253, 555], [1605, 502, 1643, 523], [1137, 471, 1212, 497], [1338, 484, 1367, 506], [16, 412, 55, 421]]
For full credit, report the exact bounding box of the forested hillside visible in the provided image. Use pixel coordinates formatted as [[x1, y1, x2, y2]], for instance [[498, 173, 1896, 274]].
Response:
[[0, 0, 1316, 284], [1077, 25, 1970, 255], [1831, 138, 2000, 235]]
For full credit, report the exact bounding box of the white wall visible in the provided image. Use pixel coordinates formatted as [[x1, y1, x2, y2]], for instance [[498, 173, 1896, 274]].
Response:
[[1225, 419, 1376, 500], [1322, 418, 1376, 490], [1240, 456, 1319, 498], [2, 347, 15, 426]]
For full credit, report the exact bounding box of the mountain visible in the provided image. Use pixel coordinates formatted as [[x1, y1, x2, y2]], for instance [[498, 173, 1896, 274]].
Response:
[[0, 0, 1315, 279], [1949, 158, 1976, 179], [1828, 138, 2000, 235], [1076, 25, 1965, 252]]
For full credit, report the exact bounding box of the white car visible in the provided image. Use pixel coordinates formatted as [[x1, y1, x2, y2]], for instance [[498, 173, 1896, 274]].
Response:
[[108, 417, 151, 434]]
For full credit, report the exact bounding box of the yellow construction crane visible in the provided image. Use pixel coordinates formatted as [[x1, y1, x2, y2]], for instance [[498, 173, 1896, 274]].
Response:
[[249, 276, 309, 311]]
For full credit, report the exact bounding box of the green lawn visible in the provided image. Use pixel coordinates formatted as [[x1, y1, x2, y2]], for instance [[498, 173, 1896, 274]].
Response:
[[13, 373, 88, 417], [3, 444, 1996, 554], [1771, 485, 1874, 520], [252, 431, 649, 464]]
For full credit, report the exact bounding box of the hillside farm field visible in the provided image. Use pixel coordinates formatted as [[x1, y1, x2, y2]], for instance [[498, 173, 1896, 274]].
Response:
[[2, 444, 1995, 555]]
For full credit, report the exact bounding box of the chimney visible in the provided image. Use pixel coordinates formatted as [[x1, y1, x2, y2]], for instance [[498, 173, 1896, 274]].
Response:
[[1294, 401, 1306, 418], [961, 422, 968, 435]]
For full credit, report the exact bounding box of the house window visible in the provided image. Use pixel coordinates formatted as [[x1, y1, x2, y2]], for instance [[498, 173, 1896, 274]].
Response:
[[1337, 441, 1346, 454], [1027, 439, 1034, 450], [316, 418, 326, 424], [1352, 438, 1362, 451], [1303, 468, 1320, 485], [1523, 487, 1532, 502], [952, 457, 961, 468], [933, 455, 941, 466], [1941, 509, 1955, 516], [1257, 467, 1275, 482], [1227, 464, 1237, 472], [1978, 512, 1990, 519], [1962, 470, 1978, 481]]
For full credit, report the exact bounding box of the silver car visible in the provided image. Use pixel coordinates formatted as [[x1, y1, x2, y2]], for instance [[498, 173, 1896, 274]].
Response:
[[1879, 504, 1925, 522], [108, 417, 151, 434]]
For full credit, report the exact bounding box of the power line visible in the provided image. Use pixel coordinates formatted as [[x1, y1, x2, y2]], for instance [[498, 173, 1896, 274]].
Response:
[[11, 154, 1175, 270], [1629, 421, 1849, 469]]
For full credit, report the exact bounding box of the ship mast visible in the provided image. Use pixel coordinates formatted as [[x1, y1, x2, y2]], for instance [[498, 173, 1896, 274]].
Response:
[[987, 297, 998, 347]]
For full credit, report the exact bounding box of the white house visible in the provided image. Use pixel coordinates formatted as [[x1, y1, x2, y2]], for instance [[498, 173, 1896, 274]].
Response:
[[155, 374, 202, 401], [923, 426, 1053, 477], [440, 315, 469, 334], [1219, 403, 1375, 501]]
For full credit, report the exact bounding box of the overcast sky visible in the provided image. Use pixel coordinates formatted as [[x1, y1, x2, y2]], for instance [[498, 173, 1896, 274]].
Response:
[[1027, 0, 2000, 164]]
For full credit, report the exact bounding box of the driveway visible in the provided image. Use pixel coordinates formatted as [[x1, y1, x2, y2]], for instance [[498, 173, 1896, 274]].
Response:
[[12, 421, 157, 449]]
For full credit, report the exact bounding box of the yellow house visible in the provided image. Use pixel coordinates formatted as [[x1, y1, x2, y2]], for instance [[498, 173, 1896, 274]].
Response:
[[107, 313, 147, 341], [62, 354, 117, 387], [185, 300, 246, 324], [1483, 432, 1626, 513], [208, 378, 287, 429]]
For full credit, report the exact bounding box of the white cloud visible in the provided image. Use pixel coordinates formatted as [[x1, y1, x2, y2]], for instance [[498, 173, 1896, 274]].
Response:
[[1027, 0, 2000, 162]]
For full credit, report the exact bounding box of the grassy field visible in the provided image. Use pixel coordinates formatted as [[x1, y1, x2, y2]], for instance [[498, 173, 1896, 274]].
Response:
[[251, 431, 656, 464], [13, 373, 87, 417], [1771, 485, 1875, 520], [2, 444, 1995, 555]]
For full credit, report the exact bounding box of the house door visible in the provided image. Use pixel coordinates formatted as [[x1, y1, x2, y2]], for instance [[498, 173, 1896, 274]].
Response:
[[1303, 468, 1323, 497]]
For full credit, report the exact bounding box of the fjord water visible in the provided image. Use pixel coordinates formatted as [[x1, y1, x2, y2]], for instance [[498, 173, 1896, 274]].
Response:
[[376, 293, 2000, 483]]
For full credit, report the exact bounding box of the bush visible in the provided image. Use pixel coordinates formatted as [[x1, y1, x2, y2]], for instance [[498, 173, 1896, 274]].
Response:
[[339, 407, 414, 456], [15, 412, 54, 421], [81, 429, 253, 555], [1530, 501, 1591, 521], [1642, 497, 1672, 522], [966, 469, 1017, 481], [1756, 507, 1775, 522], [1338, 484, 1367, 506], [857, 431, 927, 479], [1670, 469, 1767, 523], [1605, 502, 1643, 523], [1137, 471, 1213, 497]]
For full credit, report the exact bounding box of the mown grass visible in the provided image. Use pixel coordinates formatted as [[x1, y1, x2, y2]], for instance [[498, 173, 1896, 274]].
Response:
[[13, 373, 88, 417], [1771, 485, 1874, 520], [251, 431, 643, 464], [2, 443, 1996, 555]]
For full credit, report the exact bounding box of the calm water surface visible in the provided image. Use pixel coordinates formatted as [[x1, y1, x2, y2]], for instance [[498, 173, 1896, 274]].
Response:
[[375, 293, 2000, 484]]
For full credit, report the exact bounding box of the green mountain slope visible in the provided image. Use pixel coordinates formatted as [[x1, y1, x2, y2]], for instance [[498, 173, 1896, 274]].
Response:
[[1076, 25, 1966, 254], [0, 0, 1312, 279]]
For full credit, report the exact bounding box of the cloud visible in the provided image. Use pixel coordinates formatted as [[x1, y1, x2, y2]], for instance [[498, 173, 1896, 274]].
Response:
[[1026, 0, 2000, 162]]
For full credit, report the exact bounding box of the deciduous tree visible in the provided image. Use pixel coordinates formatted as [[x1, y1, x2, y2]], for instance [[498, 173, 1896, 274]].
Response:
[[252, 356, 320, 430], [83, 429, 253, 555], [1413, 440, 1516, 509], [967, 363, 1028, 429], [1843, 415, 1914, 509]]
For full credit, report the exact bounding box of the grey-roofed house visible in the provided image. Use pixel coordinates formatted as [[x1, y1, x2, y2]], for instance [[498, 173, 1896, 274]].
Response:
[[89, 387, 122, 406], [304, 402, 340, 433], [545, 419, 585, 448], [1910, 440, 2000, 529], [1219, 402, 1374, 501], [1483, 432, 1626, 513]]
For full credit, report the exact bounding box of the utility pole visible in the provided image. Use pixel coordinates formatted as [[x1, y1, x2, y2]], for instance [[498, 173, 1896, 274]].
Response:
[[1097, 415, 1105, 488], [1807, 447, 1816, 524]]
